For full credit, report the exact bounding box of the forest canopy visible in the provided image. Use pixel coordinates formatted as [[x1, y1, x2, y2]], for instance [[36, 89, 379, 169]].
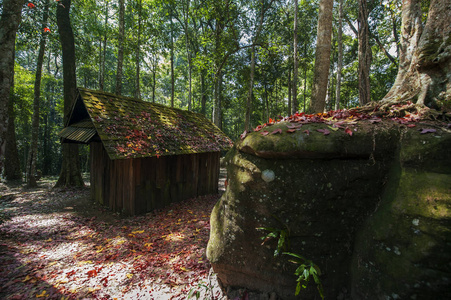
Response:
[[1, 0, 446, 181]]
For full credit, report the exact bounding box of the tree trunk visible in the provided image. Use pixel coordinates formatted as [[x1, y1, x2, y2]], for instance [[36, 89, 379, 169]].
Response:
[[115, 0, 125, 95], [55, 0, 84, 188], [184, 0, 192, 111], [0, 0, 23, 176], [310, 0, 334, 113], [134, 0, 142, 99], [292, 0, 298, 115], [287, 67, 292, 116], [213, 70, 223, 129], [264, 84, 269, 122], [303, 40, 308, 112], [152, 55, 157, 103], [245, 45, 256, 131], [99, 0, 108, 91], [27, 0, 49, 188], [381, 0, 450, 110], [170, 17, 175, 108], [245, 0, 271, 130], [358, 0, 371, 106], [335, 0, 343, 111], [201, 69, 207, 115], [5, 65, 21, 181]]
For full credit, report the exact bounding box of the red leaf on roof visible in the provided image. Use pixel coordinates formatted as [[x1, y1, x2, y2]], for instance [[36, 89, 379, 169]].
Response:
[[286, 129, 296, 133], [270, 129, 282, 135], [303, 130, 310, 135], [260, 131, 269, 136]]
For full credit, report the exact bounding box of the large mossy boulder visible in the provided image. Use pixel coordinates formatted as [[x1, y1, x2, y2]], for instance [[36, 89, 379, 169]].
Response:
[[206, 120, 451, 299]]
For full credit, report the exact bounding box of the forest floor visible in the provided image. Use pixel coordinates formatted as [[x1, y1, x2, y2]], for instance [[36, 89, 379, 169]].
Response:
[[0, 172, 227, 300]]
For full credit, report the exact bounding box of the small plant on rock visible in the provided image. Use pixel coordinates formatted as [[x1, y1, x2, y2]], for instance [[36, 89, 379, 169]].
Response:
[[257, 216, 324, 299], [283, 252, 324, 299]]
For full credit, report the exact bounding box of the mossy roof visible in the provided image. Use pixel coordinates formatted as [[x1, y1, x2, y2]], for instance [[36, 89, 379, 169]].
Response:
[[59, 88, 233, 160]]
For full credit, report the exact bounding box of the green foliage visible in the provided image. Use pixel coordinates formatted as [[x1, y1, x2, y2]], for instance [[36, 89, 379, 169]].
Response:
[[11, 0, 406, 177], [258, 216, 323, 299], [284, 252, 324, 299], [187, 282, 212, 300]]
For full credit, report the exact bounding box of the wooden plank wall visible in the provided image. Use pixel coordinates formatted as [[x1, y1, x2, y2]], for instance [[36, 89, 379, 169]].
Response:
[[90, 143, 221, 215]]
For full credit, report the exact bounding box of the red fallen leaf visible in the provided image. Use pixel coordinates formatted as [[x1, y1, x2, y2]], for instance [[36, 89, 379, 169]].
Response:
[[303, 130, 310, 135], [100, 276, 108, 287], [254, 125, 264, 132], [87, 269, 98, 278], [240, 130, 248, 140], [66, 270, 76, 277], [260, 130, 269, 136], [419, 128, 436, 134], [345, 127, 353, 136], [407, 124, 416, 128], [270, 128, 282, 135], [286, 129, 296, 133], [317, 128, 330, 135]]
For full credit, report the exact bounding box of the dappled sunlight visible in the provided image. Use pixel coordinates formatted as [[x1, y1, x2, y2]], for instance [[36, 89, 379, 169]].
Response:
[[0, 185, 222, 299]]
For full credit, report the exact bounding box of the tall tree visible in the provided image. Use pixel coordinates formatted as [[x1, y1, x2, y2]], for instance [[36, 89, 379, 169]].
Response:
[[0, 0, 24, 176], [134, 0, 142, 99], [358, 0, 371, 106], [55, 0, 84, 187], [335, 0, 343, 111], [310, 0, 334, 113], [170, 15, 175, 107], [292, 0, 298, 115], [27, 0, 50, 187], [115, 0, 125, 95], [99, 0, 109, 91], [5, 64, 22, 181], [244, 0, 274, 131], [381, 0, 450, 109]]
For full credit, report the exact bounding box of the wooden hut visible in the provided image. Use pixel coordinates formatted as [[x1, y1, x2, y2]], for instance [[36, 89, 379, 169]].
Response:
[[59, 88, 233, 215]]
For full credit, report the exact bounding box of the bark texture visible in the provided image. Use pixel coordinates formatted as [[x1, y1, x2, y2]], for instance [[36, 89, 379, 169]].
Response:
[[335, 0, 343, 111], [55, 0, 83, 188], [5, 84, 21, 181], [358, 0, 371, 106], [0, 0, 23, 176], [134, 0, 142, 99], [310, 0, 334, 113], [382, 0, 451, 110], [292, 0, 298, 115]]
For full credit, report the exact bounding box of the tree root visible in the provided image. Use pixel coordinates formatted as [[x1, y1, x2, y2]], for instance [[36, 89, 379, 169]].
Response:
[[355, 100, 449, 122]]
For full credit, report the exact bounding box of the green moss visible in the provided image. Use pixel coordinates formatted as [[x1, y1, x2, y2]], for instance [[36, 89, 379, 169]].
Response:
[[394, 170, 451, 218]]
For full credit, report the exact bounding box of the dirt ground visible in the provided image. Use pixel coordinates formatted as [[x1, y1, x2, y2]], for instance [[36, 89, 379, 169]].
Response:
[[0, 174, 227, 300]]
